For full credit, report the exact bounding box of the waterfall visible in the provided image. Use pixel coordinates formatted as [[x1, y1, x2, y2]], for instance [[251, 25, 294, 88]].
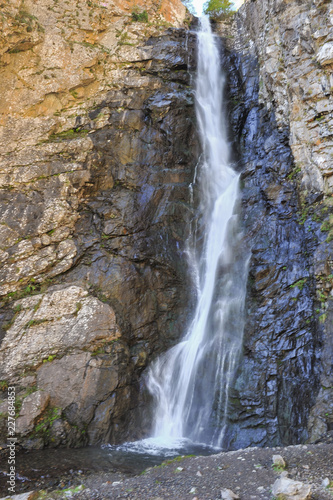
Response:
[[146, 16, 248, 449]]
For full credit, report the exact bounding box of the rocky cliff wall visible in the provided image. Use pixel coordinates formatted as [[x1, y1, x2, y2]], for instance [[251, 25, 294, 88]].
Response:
[[0, 0, 198, 448], [0, 0, 332, 452], [216, 0, 333, 448]]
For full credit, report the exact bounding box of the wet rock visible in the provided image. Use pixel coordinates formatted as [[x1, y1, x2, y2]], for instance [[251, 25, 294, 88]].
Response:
[[216, 0, 333, 449], [272, 475, 311, 499], [0, 0, 197, 449]]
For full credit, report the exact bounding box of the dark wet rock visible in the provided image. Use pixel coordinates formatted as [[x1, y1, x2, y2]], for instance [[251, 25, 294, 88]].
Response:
[[213, 0, 333, 449]]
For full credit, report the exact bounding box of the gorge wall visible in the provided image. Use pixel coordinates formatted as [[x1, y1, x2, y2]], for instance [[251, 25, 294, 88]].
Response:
[[0, 0, 332, 451], [219, 0, 333, 448], [0, 0, 198, 448]]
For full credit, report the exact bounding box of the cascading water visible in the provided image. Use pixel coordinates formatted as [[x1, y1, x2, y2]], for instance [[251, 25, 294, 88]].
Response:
[[146, 16, 249, 449]]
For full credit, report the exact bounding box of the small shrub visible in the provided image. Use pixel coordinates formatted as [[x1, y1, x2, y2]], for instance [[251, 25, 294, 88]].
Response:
[[131, 9, 148, 22], [319, 313, 327, 324], [290, 278, 307, 291], [42, 355, 56, 363], [75, 302, 82, 316], [48, 128, 89, 142], [34, 407, 62, 435], [0, 381, 8, 391], [25, 318, 48, 329]]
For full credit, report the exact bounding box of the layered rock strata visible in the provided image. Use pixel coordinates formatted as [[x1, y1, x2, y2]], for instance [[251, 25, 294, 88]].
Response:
[[0, 0, 197, 448]]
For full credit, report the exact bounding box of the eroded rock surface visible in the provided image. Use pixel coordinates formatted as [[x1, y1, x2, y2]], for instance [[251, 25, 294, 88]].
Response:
[[0, 285, 128, 447], [0, 0, 197, 447]]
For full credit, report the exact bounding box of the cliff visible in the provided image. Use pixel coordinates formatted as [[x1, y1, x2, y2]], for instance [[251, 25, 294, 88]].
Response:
[[0, 0, 197, 448], [219, 0, 333, 447], [0, 0, 332, 452]]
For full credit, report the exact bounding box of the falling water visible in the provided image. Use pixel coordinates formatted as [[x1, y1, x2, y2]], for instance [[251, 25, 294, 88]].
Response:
[[147, 16, 248, 449]]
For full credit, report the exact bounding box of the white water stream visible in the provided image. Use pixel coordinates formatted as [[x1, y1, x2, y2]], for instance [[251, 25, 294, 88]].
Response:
[[146, 16, 248, 449]]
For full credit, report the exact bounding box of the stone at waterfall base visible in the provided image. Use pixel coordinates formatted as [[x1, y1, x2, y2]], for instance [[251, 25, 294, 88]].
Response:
[[272, 473, 311, 499], [272, 454, 286, 468], [221, 489, 240, 500]]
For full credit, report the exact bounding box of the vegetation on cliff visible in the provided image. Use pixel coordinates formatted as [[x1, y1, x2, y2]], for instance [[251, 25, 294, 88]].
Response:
[[204, 0, 235, 18]]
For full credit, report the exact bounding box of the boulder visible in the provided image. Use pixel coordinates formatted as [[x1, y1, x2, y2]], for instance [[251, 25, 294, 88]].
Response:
[[16, 391, 50, 436], [272, 475, 311, 500], [0, 285, 121, 379]]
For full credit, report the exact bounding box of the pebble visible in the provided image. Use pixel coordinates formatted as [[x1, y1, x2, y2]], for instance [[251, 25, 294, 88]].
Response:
[[176, 467, 184, 471], [221, 488, 240, 499], [272, 454, 286, 468], [190, 487, 197, 493], [322, 477, 330, 487], [196, 470, 202, 477]]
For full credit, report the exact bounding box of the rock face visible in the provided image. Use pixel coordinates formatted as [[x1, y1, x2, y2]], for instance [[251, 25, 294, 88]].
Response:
[[15, 391, 50, 437], [0, 0, 197, 447], [0, 0, 332, 451], [217, 0, 333, 448]]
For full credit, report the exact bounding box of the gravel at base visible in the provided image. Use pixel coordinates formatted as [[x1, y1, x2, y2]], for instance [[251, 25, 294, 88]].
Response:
[[47, 442, 333, 500]]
